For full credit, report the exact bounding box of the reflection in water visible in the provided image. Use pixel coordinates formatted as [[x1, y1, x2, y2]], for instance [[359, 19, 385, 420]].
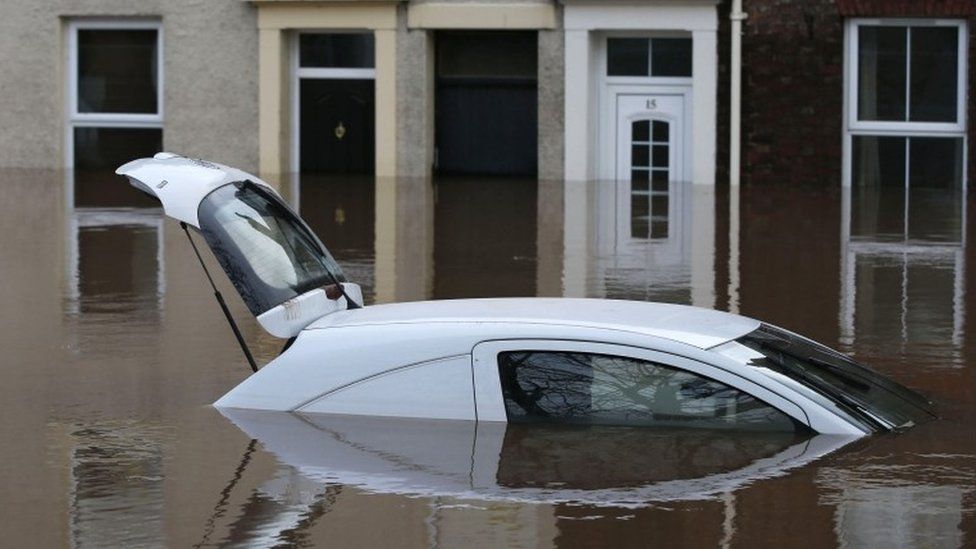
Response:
[[0, 168, 972, 547], [606, 179, 694, 303], [294, 173, 376, 302], [565, 180, 714, 307], [842, 184, 966, 366], [66, 209, 164, 316], [496, 425, 809, 488], [219, 410, 848, 506], [819, 467, 966, 549], [67, 421, 167, 548], [433, 177, 538, 298]]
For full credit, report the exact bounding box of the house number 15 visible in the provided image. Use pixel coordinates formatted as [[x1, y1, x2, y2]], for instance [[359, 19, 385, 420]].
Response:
[[646, 99, 657, 110]]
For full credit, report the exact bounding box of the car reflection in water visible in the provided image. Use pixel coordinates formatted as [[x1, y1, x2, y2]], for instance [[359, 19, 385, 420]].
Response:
[[218, 410, 858, 518]]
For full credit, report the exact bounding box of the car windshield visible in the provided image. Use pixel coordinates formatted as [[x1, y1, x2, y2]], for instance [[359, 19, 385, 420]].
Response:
[[715, 324, 934, 432], [197, 182, 345, 315]]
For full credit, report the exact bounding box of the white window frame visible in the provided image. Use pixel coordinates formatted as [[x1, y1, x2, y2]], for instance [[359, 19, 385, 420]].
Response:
[[602, 32, 694, 88], [839, 18, 968, 354], [65, 19, 164, 168], [847, 18, 967, 133], [842, 18, 968, 187]]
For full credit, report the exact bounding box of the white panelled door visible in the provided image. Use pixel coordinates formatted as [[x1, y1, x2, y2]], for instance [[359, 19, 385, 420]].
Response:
[[615, 94, 684, 240]]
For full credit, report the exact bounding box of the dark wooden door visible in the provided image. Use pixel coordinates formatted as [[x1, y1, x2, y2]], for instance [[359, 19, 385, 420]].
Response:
[[435, 32, 538, 177], [300, 79, 375, 174]]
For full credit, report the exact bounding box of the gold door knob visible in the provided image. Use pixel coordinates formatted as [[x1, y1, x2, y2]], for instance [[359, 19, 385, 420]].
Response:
[[334, 121, 346, 140]]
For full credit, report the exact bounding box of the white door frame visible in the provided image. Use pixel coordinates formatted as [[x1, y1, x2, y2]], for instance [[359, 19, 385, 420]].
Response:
[[289, 31, 377, 184]]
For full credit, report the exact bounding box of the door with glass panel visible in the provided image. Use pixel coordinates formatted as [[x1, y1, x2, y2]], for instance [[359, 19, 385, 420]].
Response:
[[296, 33, 376, 174], [615, 94, 684, 242]]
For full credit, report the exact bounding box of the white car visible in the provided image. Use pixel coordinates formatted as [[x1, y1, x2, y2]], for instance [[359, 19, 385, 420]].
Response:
[[117, 153, 935, 438]]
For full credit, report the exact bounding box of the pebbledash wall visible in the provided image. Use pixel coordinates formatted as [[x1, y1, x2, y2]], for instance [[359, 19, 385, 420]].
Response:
[[719, 0, 974, 187], [0, 0, 259, 171]]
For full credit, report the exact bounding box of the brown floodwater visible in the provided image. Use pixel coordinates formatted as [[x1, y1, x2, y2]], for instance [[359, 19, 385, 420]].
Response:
[[0, 169, 973, 547]]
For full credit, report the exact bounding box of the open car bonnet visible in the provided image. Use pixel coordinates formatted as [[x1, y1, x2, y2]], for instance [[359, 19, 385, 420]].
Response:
[[117, 153, 362, 338]]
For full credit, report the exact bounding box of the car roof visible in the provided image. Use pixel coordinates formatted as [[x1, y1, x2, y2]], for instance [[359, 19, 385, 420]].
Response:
[[306, 298, 760, 350]]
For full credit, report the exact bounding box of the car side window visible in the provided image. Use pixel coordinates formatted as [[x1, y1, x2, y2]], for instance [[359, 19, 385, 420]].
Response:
[[497, 351, 799, 431]]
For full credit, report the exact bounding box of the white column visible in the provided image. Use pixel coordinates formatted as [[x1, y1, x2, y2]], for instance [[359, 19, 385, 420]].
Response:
[[564, 29, 591, 182], [691, 29, 717, 185], [562, 180, 590, 297], [729, 0, 745, 186], [690, 185, 715, 308]]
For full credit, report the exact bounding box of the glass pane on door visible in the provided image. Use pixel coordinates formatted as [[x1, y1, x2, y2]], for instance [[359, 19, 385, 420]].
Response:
[[630, 119, 669, 239]]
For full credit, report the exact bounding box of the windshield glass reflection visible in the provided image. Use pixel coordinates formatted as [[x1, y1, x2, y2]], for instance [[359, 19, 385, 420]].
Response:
[[197, 183, 345, 315]]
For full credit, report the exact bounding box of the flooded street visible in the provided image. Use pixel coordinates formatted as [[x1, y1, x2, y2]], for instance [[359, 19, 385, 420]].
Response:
[[0, 170, 973, 547]]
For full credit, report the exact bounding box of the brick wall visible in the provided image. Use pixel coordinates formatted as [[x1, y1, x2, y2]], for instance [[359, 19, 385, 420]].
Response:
[[718, 0, 975, 187]]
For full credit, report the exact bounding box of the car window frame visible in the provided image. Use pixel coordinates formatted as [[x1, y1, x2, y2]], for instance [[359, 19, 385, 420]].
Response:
[[471, 339, 812, 430]]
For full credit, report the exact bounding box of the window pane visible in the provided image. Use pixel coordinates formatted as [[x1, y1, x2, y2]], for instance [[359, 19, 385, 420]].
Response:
[[909, 27, 958, 122], [77, 29, 158, 114], [651, 169, 669, 192], [632, 145, 649, 167], [651, 195, 669, 239], [498, 351, 797, 430], [631, 193, 649, 238], [652, 145, 669, 168], [631, 169, 649, 190], [198, 184, 346, 316], [632, 120, 649, 142], [437, 32, 536, 79], [300, 33, 375, 69], [857, 26, 906, 121], [907, 137, 963, 242], [851, 135, 905, 241], [73, 127, 162, 208], [653, 120, 669, 142], [651, 38, 692, 77], [607, 38, 648, 76]]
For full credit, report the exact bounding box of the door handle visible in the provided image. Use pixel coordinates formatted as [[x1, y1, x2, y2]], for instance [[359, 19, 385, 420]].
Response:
[[334, 121, 346, 140]]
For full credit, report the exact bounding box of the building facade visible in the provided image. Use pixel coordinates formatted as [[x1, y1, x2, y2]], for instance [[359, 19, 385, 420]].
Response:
[[0, 0, 971, 196]]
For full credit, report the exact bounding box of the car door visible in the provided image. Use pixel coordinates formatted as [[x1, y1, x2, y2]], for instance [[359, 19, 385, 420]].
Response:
[[471, 340, 810, 431]]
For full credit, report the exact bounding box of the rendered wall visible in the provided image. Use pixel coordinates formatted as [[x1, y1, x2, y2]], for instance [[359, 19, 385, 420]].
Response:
[[0, 0, 259, 171]]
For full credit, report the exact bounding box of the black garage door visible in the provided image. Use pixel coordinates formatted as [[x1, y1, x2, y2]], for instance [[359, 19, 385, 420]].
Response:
[[435, 32, 538, 177]]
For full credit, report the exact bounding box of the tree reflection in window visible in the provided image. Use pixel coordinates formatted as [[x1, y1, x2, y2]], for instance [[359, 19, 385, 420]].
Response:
[[498, 351, 797, 431]]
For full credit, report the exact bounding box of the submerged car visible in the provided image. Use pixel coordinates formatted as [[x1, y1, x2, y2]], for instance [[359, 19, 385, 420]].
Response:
[[117, 153, 935, 437]]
